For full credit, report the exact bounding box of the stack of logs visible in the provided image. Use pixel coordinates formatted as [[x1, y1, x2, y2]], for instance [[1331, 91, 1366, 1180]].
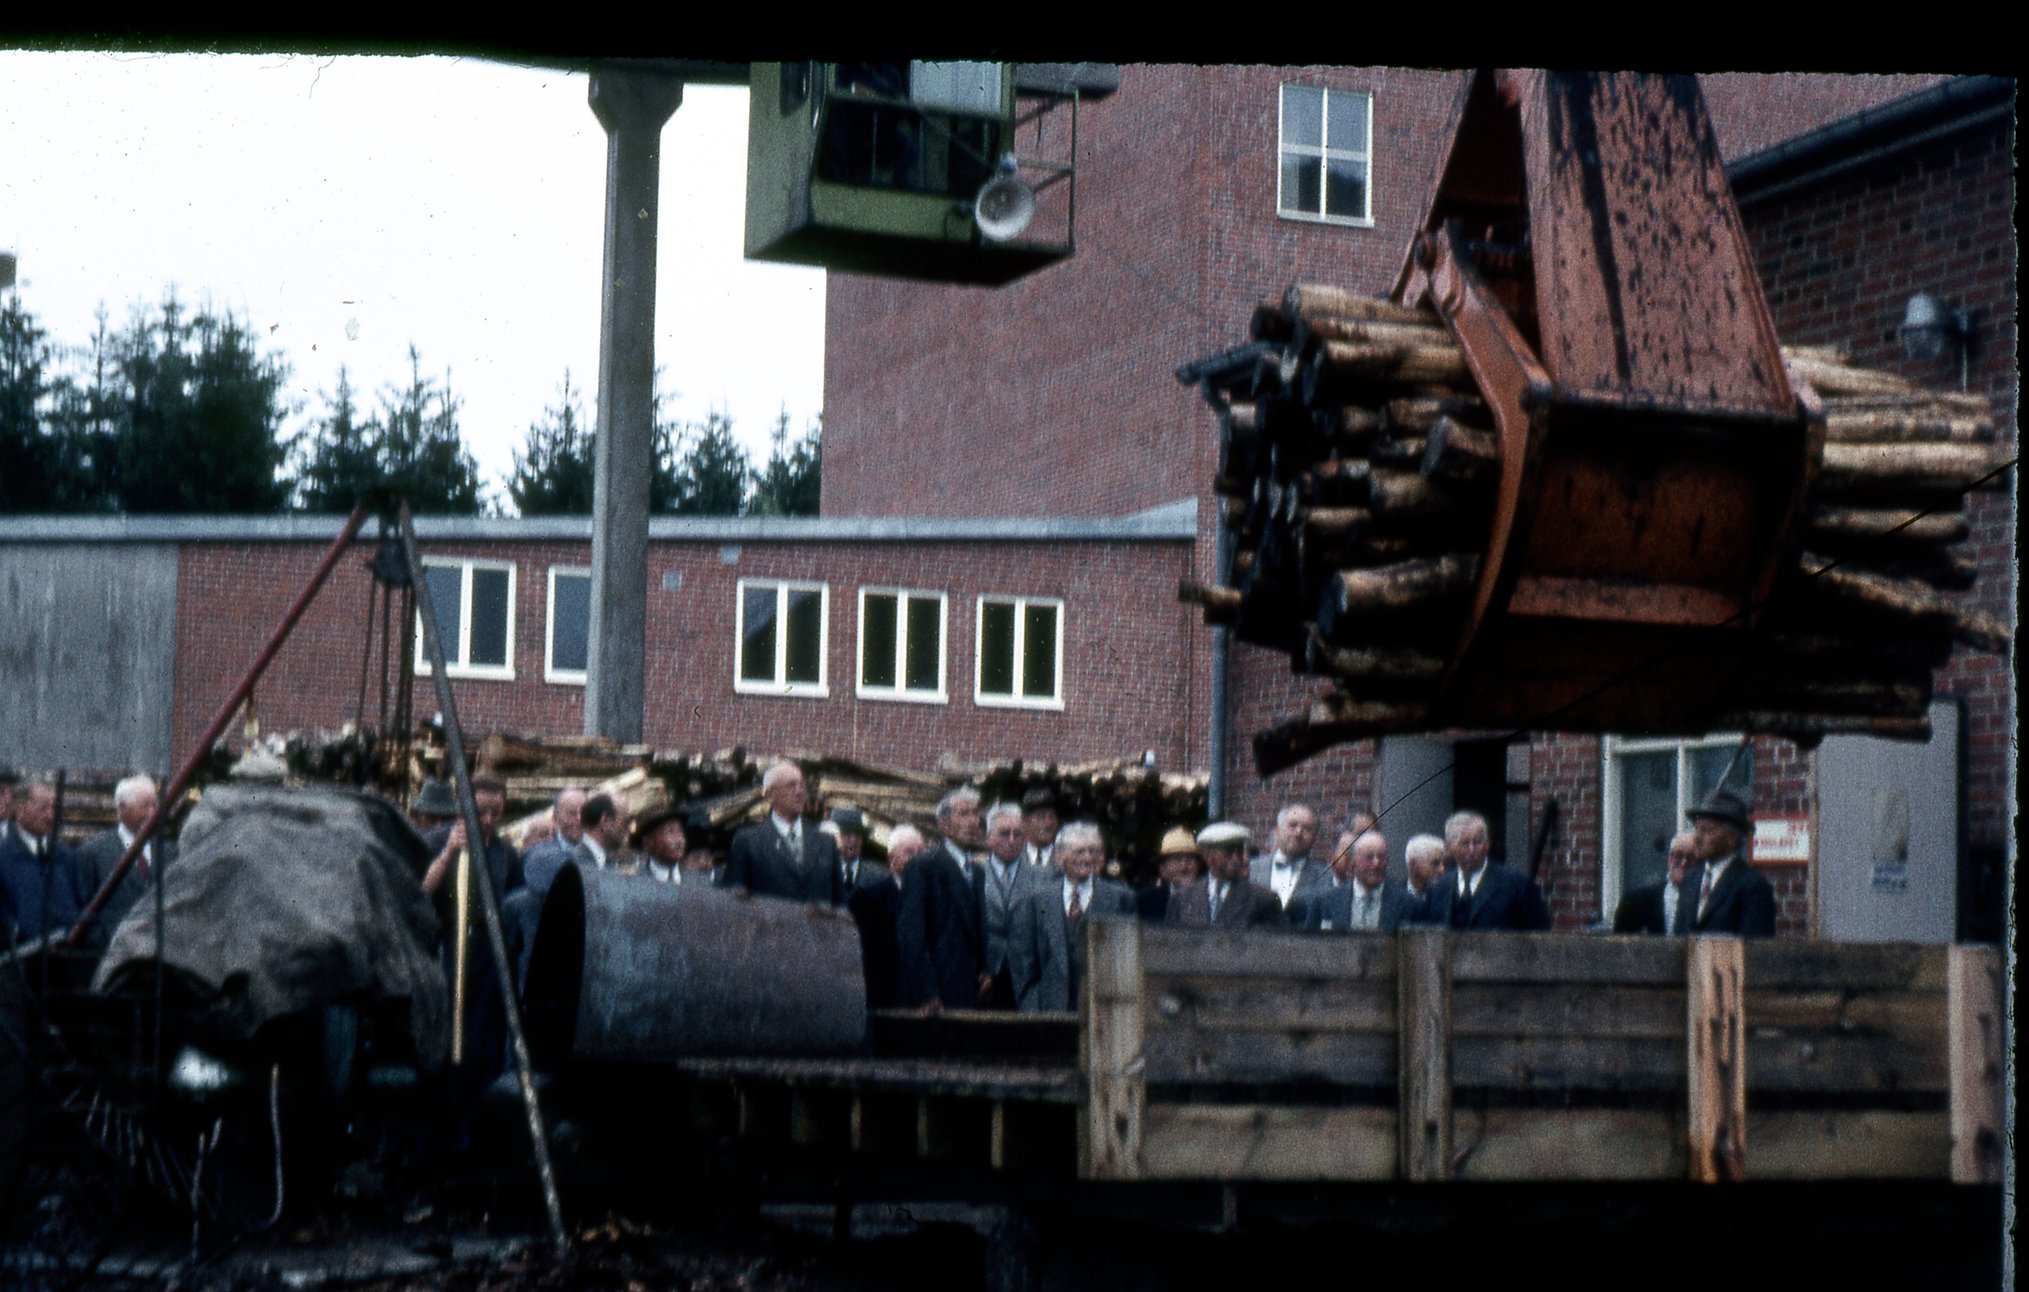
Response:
[[1179, 283, 2011, 767]]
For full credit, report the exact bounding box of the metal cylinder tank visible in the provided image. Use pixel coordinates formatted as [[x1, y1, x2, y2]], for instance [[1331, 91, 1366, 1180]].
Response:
[[523, 866, 867, 1066]]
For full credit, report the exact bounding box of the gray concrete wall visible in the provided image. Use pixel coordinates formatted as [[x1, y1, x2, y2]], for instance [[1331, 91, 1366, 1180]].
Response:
[[0, 543, 179, 772]]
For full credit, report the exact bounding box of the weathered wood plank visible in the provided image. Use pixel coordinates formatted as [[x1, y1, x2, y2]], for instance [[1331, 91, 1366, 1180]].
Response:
[[1144, 1027, 1397, 1086], [1453, 1108, 1685, 1181], [1741, 987, 1946, 1035], [1747, 1110, 1950, 1180], [1140, 926, 1396, 981], [1140, 1104, 1398, 1181], [1947, 944, 2004, 1185], [1745, 939, 1948, 992], [1451, 982, 1686, 1039], [1398, 927, 1452, 1182], [1454, 1034, 1686, 1091], [1144, 974, 1396, 1034], [1451, 933, 1687, 985], [1688, 937, 1747, 1182], [1745, 1031, 1949, 1094], [1081, 918, 1145, 1180]]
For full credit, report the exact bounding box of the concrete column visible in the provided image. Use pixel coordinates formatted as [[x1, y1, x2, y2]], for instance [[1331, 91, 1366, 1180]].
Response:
[[586, 64, 682, 743]]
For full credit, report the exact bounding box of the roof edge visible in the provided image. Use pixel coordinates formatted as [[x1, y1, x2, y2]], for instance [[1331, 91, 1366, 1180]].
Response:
[[1727, 74, 2014, 192]]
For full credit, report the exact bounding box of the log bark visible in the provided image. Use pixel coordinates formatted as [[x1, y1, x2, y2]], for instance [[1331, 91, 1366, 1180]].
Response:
[[1178, 579, 1243, 623], [1285, 284, 1435, 326], [1805, 506, 1968, 549], [1716, 712, 1934, 743], [1817, 442, 2012, 494], [1421, 414, 1502, 484], [1822, 408, 1994, 444], [1304, 316, 1455, 349], [1803, 564, 2011, 651], [1317, 338, 1470, 387], [1330, 554, 1480, 615], [1305, 628, 1449, 685], [1387, 395, 1489, 432], [1787, 354, 1916, 396], [1303, 506, 1370, 542]]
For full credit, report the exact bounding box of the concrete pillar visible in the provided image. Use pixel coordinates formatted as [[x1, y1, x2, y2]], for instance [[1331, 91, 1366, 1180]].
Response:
[[586, 64, 682, 743]]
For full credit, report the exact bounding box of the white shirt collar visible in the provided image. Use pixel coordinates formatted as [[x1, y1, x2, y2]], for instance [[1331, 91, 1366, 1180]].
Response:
[[649, 859, 674, 882], [1063, 875, 1092, 909], [583, 837, 608, 868]]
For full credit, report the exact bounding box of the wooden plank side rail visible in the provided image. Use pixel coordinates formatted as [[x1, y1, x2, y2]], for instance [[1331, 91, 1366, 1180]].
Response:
[[1077, 929, 1997, 1186]]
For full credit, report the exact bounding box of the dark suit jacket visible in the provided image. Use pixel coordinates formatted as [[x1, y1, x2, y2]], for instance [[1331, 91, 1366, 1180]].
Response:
[[1423, 861, 1551, 931], [1011, 876, 1137, 1011], [1136, 881, 1190, 923], [1289, 878, 1415, 932], [72, 827, 175, 945], [0, 823, 88, 942], [1167, 876, 1288, 929], [844, 864, 902, 1009], [1613, 880, 1686, 935], [1250, 853, 1329, 906], [896, 841, 985, 1008], [1686, 856, 1776, 937], [719, 817, 840, 904]]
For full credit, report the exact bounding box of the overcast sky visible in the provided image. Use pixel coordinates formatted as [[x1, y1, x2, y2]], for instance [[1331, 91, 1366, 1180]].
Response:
[[0, 50, 827, 509]]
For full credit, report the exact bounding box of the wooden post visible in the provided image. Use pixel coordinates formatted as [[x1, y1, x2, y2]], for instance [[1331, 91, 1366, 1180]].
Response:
[[1947, 944, 2004, 1184], [1397, 927, 1453, 1181], [1687, 937, 1747, 1183], [1081, 918, 1145, 1180]]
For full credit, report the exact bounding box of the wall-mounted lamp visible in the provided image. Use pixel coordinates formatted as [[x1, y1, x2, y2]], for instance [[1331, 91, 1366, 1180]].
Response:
[[1899, 292, 1977, 389]]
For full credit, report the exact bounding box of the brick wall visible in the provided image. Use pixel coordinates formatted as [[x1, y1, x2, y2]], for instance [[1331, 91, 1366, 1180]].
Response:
[[173, 535, 1203, 780]]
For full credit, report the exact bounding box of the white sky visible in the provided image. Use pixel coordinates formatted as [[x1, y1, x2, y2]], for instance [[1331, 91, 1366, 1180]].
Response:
[[0, 50, 827, 511]]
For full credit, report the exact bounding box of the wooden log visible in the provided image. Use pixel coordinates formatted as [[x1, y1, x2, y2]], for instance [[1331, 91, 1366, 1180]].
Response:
[[1303, 457, 1372, 506], [1947, 944, 2005, 1184], [1316, 337, 1470, 387], [1227, 401, 1259, 434], [1817, 441, 2011, 494], [1822, 407, 1994, 444], [1398, 927, 1453, 1182], [1786, 354, 1915, 396], [1387, 394, 1488, 432], [1867, 549, 1980, 591], [1329, 554, 1479, 615], [1686, 937, 1747, 1183], [1738, 678, 1931, 716], [1285, 283, 1435, 326], [1303, 315, 1455, 349], [1302, 506, 1369, 542], [1819, 390, 1992, 416], [1307, 693, 1434, 728], [1804, 564, 2010, 652], [1327, 404, 1385, 437], [1305, 629, 1449, 686], [1369, 433, 1429, 469], [1781, 343, 1850, 366], [1804, 505, 1967, 550], [1421, 414, 1502, 485]]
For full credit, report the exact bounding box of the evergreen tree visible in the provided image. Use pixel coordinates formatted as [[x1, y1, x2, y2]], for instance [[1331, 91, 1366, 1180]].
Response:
[[666, 410, 751, 516], [508, 371, 595, 515], [0, 292, 56, 512], [746, 409, 822, 517], [291, 369, 379, 512], [45, 310, 124, 510], [376, 345, 483, 515]]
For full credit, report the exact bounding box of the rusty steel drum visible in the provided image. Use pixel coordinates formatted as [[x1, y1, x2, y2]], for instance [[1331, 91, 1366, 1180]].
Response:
[[522, 866, 867, 1065]]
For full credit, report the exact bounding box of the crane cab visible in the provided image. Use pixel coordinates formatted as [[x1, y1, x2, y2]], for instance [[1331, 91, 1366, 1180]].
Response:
[[745, 62, 1080, 285]]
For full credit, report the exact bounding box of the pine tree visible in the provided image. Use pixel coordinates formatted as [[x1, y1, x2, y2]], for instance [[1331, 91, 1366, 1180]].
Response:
[[292, 369, 380, 512], [666, 410, 751, 516], [0, 291, 55, 512], [747, 409, 822, 517], [376, 345, 483, 515], [508, 371, 595, 515]]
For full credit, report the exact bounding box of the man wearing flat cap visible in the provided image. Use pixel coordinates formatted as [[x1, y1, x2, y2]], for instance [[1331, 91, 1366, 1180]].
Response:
[[1169, 822, 1286, 929], [1682, 788, 1775, 937], [1138, 826, 1204, 922], [1019, 788, 1061, 869]]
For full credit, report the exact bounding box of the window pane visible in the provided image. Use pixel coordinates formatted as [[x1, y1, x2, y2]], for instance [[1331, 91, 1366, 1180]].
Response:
[[1618, 750, 1678, 894], [904, 596, 942, 692], [425, 565, 464, 664], [979, 601, 1015, 695], [785, 588, 824, 685], [469, 568, 510, 667], [1020, 604, 1058, 699], [552, 573, 590, 673], [1282, 154, 1320, 215], [1327, 91, 1369, 153], [862, 593, 898, 688], [1690, 744, 1751, 811], [740, 586, 778, 682], [1325, 157, 1368, 220], [1281, 85, 1322, 148]]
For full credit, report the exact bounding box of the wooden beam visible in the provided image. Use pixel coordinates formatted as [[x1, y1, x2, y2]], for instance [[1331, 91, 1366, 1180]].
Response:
[[1081, 918, 1146, 1180], [1398, 927, 1453, 1182], [1947, 943, 2004, 1184], [1140, 1104, 1396, 1180], [1453, 1107, 1683, 1181], [1687, 937, 1747, 1183]]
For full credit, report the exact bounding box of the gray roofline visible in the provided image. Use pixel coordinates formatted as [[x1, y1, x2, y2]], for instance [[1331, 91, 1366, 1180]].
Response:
[[1728, 75, 2014, 201], [0, 499, 1197, 545]]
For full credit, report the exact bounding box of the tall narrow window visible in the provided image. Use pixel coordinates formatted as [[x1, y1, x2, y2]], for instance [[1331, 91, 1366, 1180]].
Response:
[[546, 567, 591, 684], [858, 588, 947, 702], [736, 579, 829, 696], [1278, 84, 1372, 226], [975, 595, 1063, 709], [415, 558, 516, 680], [1602, 734, 1753, 920]]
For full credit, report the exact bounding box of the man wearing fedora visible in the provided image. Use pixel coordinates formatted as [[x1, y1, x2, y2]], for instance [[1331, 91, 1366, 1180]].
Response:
[[636, 803, 693, 884], [832, 806, 902, 1006], [1681, 788, 1775, 937]]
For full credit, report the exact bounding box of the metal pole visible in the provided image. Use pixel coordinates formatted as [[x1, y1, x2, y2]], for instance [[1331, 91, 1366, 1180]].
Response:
[[398, 504, 569, 1257], [66, 505, 372, 946]]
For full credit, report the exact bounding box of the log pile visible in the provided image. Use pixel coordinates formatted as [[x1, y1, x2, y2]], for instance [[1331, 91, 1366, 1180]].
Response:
[[1181, 284, 2011, 767]]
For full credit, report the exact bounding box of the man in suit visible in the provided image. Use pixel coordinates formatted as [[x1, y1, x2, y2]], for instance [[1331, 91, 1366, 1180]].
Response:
[[635, 803, 693, 884], [73, 774, 175, 945], [1404, 832, 1448, 908], [1615, 829, 1697, 935], [977, 801, 1051, 1008], [884, 822, 928, 886], [519, 786, 588, 899], [1011, 821, 1136, 1011], [1422, 810, 1551, 931], [719, 762, 838, 904], [1, 779, 89, 943], [1250, 803, 1328, 909], [570, 792, 632, 873], [832, 807, 902, 1008], [1170, 822, 1287, 929], [1137, 826, 1203, 922], [1290, 827, 1414, 932], [1682, 789, 1776, 937], [1020, 788, 1061, 869], [897, 787, 988, 1009]]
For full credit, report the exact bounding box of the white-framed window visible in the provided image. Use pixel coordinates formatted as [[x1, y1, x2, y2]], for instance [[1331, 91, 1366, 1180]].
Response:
[[1278, 84, 1373, 226], [974, 594, 1063, 710], [1600, 734, 1753, 920], [858, 587, 948, 703], [545, 566, 592, 685], [416, 558, 517, 681], [736, 579, 829, 697]]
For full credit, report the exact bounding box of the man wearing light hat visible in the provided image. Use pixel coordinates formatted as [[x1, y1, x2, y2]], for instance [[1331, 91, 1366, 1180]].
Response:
[[1682, 788, 1775, 937], [1138, 825, 1204, 923], [1168, 822, 1286, 929]]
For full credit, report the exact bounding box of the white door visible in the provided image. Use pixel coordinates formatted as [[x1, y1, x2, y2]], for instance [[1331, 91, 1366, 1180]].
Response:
[[1814, 700, 1959, 943]]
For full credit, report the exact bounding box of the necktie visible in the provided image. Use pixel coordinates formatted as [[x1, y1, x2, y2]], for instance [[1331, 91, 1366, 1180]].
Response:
[[1068, 884, 1084, 925], [1209, 882, 1223, 921], [1698, 867, 1715, 922], [845, 861, 857, 888], [1357, 891, 1377, 929], [137, 846, 152, 883]]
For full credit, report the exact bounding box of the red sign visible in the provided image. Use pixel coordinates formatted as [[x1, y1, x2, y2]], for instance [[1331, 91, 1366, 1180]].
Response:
[[1752, 814, 1811, 865]]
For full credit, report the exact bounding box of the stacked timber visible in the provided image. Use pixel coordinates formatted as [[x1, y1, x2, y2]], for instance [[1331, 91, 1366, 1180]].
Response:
[[1180, 285, 2011, 764]]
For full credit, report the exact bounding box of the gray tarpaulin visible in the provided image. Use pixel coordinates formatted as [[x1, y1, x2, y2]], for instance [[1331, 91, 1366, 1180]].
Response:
[[92, 784, 451, 1071]]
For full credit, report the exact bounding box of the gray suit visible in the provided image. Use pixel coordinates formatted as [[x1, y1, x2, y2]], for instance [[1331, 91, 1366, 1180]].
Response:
[[979, 853, 1050, 996], [72, 827, 174, 945], [1011, 876, 1136, 1011], [1288, 877, 1414, 932], [1250, 852, 1328, 907]]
